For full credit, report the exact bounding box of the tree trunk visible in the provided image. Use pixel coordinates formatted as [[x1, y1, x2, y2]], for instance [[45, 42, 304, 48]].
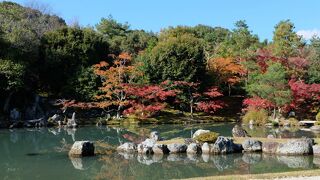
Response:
[[228, 84, 231, 96]]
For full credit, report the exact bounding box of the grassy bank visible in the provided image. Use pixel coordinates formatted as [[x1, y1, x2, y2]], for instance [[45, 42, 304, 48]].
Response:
[[181, 169, 320, 180]]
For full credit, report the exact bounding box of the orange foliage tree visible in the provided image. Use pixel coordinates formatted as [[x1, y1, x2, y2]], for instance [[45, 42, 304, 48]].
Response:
[[207, 57, 245, 96], [93, 53, 141, 118]]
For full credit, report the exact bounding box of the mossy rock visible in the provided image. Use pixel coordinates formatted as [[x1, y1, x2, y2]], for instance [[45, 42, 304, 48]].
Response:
[[194, 132, 219, 143]]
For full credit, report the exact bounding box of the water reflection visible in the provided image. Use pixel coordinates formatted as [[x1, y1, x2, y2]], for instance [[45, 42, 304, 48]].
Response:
[[0, 125, 319, 180]]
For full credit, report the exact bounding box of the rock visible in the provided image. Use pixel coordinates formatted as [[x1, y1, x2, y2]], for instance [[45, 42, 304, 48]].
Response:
[[262, 142, 279, 154], [201, 142, 210, 154], [51, 114, 63, 122], [186, 143, 201, 154], [249, 120, 254, 125], [276, 139, 313, 155], [167, 143, 187, 153], [310, 126, 320, 132], [69, 141, 95, 157], [192, 129, 210, 138], [152, 144, 169, 154], [242, 153, 262, 164], [242, 139, 262, 152], [211, 136, 236, 154], [117, 142, 137, 153], [137, 138, 156, 154], [10, 108, 20, 121], [67, 112, 77, 128], [232, 125, 249, 137], [267, 134, 275, 139], [150, 131, 160, 141], [313, 145, 320, 156]]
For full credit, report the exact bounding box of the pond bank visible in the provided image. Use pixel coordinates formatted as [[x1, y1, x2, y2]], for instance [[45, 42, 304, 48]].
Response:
[[181, 169, 320, 180]]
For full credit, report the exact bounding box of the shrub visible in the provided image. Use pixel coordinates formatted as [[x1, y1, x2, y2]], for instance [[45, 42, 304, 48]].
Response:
[[242, 109, 268, 125], [288, 117, 300, 126], [194, 132, 219, 143], [316, 112, 320, 121]]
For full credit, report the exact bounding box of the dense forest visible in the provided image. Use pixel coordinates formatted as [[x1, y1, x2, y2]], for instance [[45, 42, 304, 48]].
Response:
[[1, 1, 320, 125]]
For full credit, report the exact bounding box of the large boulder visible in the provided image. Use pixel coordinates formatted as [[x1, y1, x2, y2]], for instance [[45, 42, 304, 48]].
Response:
[[152, 144, 169, 154], [167, 143, 187, 153], [242, 139, 262, 152], [201, 142, 210, 154], [69, 141, 95, 157], [150, 131, 161, 141], [211, 136, 237, 154], [137, 138, 156, 154], [117, 142, 137, 153], [276, 139, 313, 155], [232, 125, 249, 137], [262, 142, 279, 154], [192, 129, 210, 138], [186, 143, 201, 154]]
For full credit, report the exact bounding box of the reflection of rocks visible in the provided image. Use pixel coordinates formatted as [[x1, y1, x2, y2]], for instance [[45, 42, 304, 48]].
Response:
[[152, 154, 164, 162], [242, 139, 262, 152], [187, 143, 201, 154], [167, 154, 185, 161], [117, 142, 137, 153], [313, 157, 320, 167], [118, 152, 135, 160], [242, 153, 262, 164], [276, 139, 313, 155], [186, 153, 199, 162], [277, 155, 312, 168], [69, 141, 95, 157], [192, 129, 210, 138], [70, 157, 85, 170], [211, 155, 234, 171], [313, 145, 320, 156], [137, 154, 155, 165], [202, 154, 210, 162]]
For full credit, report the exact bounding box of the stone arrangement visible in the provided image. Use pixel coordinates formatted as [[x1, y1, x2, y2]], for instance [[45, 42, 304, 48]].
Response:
[[117, 128, 318, 156]]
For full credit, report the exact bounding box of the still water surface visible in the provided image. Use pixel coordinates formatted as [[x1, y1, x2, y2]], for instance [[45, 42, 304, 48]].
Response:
[[1, 123, 320, 180]]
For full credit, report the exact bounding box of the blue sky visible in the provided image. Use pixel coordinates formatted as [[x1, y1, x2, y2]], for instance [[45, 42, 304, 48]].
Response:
[[6, 0, 320, 40]]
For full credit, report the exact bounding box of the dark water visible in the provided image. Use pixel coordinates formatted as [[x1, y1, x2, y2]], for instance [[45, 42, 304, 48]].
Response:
[[1, 123, 320, 180]]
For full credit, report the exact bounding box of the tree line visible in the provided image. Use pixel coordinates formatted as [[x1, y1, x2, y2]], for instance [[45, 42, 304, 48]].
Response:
[[1, 1, 320, 121]]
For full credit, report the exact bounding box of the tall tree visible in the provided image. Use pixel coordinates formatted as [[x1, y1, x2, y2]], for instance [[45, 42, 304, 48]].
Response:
[[139, 33, 205, 83], [247, 62, 291, 118], [307, 37, 320, 83], [272, 20, 304, 58]]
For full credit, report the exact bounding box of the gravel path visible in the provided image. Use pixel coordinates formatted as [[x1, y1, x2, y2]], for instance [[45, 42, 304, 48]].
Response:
[[272, 176, 320, 180]]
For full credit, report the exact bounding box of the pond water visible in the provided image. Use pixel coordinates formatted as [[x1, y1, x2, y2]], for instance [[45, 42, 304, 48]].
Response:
[[1, 123, 320, 180]]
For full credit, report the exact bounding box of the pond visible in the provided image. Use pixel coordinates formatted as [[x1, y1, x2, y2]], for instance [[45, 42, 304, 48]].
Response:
[[1, 123, 320, 180]]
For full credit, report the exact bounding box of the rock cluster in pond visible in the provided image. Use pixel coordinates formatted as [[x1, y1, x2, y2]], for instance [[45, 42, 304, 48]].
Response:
[[117, 130, 243, 155], [116, 130, 319, 157], [69, 141, 95, 157]]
